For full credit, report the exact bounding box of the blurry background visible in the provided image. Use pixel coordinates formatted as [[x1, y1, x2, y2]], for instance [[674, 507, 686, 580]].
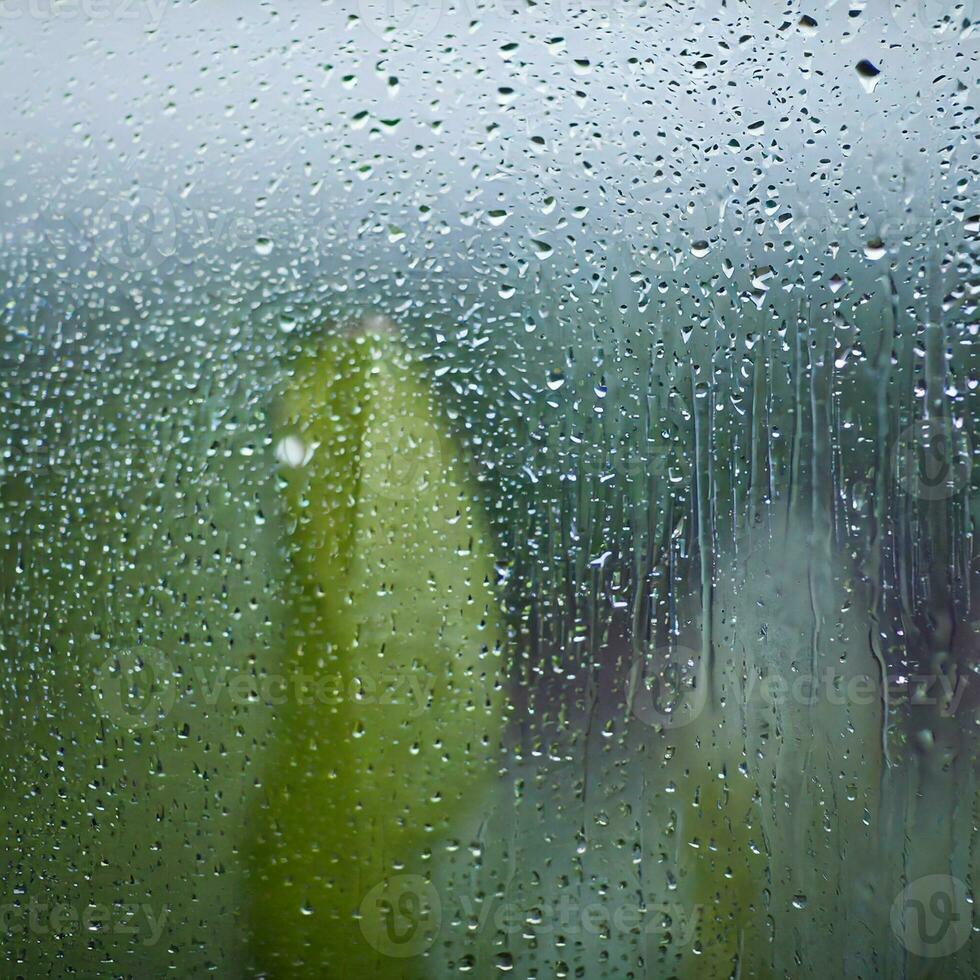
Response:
[[1, 0, 977, 976]]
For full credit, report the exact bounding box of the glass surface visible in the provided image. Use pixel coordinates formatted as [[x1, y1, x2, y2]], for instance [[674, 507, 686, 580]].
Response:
[[1, 2, 977, 977]]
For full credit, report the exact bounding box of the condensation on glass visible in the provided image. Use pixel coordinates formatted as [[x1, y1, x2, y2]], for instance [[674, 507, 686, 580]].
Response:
[[0, 2, 976, 977]]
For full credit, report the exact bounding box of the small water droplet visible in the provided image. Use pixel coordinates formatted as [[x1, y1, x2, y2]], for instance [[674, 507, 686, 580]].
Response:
[[546, 370, 565, 391], [275, 436, 311, 468], [856, 59, 881, 93], [864, 237, 886, 261]]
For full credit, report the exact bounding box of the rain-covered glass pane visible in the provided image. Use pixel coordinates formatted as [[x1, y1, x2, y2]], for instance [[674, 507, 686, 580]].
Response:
[[1, 2, 977, 977]]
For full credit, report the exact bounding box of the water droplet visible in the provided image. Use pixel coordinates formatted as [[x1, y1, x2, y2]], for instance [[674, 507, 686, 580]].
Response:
[[856, 59, 881, 93], [864, 237, 886, 261], [275, 436, 312, 468]]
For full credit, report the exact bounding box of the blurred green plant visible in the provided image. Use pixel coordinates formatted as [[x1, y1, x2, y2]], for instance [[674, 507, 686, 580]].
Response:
[[248, 319, 507, 977]]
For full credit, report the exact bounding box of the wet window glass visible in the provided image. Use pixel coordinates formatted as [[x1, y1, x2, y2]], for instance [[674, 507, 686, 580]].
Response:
[[1, 2, 977, 977]]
